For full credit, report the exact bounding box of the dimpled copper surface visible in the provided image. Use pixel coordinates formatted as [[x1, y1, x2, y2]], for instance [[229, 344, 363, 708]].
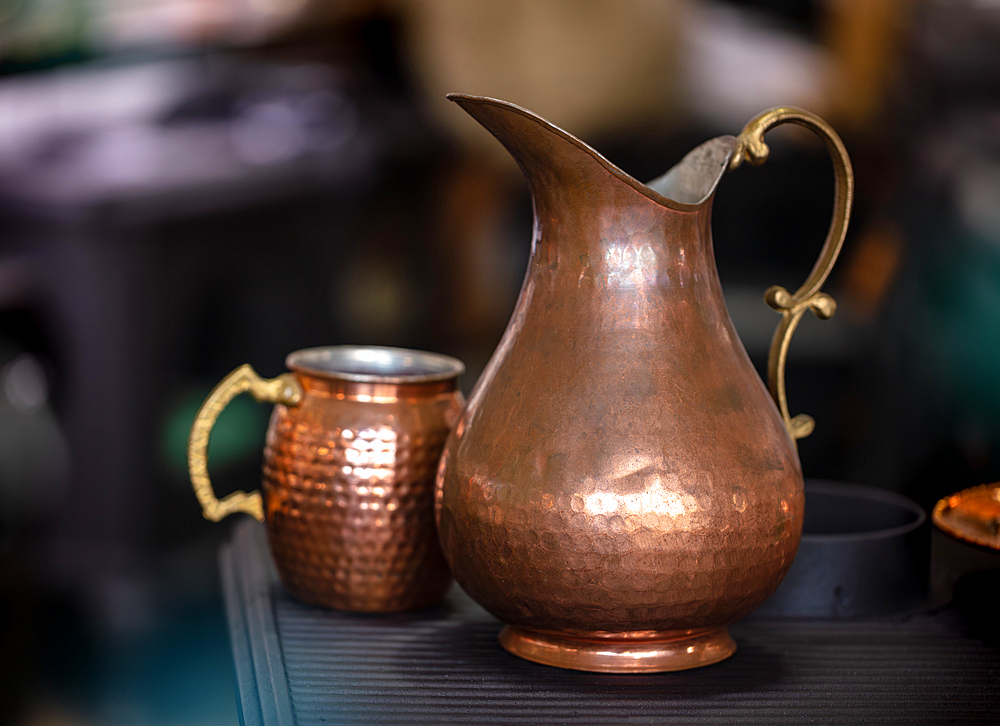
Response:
[[435, 96, 804, 671], [264, 373, 463, 612]]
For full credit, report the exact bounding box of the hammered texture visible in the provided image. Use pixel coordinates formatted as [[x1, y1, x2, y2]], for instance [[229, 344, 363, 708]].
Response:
[[263, 377, 462, 612], [436, 97, 805, 657]]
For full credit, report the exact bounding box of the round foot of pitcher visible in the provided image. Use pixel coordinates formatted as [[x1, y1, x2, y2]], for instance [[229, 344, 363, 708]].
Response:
[[498, 625, 736, 673]]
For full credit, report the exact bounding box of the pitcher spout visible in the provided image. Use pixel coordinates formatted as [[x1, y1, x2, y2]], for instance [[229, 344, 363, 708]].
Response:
[[447, 93, 736, 211]]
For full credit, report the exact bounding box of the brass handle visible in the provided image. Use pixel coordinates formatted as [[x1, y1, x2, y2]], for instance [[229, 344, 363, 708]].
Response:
[[729, 107, 853, 441], [188, 364, 303, 522]]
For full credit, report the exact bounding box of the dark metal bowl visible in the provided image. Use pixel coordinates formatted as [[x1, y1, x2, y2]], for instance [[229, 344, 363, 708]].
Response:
[[755, 480, 929, 619]]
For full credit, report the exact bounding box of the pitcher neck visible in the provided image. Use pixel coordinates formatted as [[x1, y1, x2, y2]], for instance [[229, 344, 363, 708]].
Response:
[[527, 189, 721, 297]]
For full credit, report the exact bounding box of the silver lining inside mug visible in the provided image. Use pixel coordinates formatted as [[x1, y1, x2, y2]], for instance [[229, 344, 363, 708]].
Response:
[[286, 346, 465, 384]]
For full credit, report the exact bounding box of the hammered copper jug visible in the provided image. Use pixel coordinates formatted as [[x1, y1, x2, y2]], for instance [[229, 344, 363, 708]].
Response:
[[435, 96, 853, 672], [189, 346, 464, 612]]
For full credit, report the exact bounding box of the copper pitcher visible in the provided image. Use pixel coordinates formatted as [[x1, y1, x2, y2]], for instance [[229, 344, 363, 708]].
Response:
[[435, 96, 853, 672], [189, 346, 464, 611]]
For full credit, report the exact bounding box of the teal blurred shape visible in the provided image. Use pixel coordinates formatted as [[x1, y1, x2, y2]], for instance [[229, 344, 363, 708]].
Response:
[[910, 229, 1000, 434], [160, 385, 270, 476]]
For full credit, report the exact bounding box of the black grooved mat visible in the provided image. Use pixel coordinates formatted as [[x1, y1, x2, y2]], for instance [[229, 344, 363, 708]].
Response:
[[221, 520, 1000, 726]]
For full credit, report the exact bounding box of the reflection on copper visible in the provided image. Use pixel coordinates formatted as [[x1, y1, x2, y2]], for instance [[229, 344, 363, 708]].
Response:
[[499, 626, 737, 673]]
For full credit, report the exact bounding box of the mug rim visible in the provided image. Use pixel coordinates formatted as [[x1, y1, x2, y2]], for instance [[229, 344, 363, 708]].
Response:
[[286, 345, 465, 384]]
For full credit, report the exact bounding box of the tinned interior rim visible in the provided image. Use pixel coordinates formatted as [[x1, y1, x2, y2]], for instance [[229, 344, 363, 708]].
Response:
[[286, 345, 465, 384]]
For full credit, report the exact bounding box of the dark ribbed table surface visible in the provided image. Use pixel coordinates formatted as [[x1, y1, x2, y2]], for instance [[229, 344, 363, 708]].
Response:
[[221, 520, 1000, 726]]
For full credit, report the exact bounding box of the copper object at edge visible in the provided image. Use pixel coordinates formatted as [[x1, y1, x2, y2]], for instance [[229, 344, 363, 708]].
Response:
[[190, 346, 464, 612], [435, 96, 853, 672], [933, 484, 1000, 550]]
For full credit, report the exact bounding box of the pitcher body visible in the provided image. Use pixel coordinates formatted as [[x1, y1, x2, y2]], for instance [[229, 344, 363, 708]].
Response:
[[435, 95, 852, 672]]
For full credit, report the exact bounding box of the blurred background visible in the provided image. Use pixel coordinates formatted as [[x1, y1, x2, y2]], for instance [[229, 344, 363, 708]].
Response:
[[0, 0, 998, 723]]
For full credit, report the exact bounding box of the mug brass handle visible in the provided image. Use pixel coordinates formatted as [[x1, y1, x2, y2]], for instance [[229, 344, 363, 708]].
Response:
[[188, 364, 303, 522], [729, 107, 853, 441]]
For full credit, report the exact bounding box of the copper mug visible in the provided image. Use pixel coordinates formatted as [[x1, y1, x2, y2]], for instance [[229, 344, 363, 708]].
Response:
[[188, 345, 465, 612]]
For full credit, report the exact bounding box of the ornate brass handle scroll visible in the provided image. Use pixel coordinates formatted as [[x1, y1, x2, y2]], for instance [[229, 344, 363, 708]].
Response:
[[188, 364, 302, 522], [729, 107, 854, 440]]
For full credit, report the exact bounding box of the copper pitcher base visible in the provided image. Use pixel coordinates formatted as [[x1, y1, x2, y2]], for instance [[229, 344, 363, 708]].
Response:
[[498, 625, 736, 673]]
